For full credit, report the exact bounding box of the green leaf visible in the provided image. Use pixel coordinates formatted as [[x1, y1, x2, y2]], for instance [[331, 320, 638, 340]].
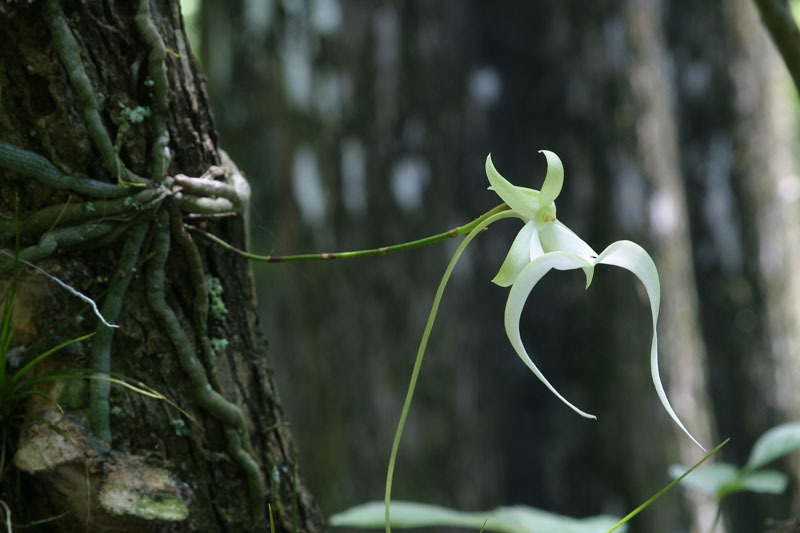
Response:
[[11, 333, 95, 385], [669, 464, 788, 498], [606, 439, 728, 532], [744, 422, 800, 471], [740, 469, 788, 494], [331, 501, 625, 533], [667, 462, 740, 496]]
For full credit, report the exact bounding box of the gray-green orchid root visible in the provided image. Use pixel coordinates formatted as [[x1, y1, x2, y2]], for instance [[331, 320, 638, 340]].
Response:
[[90, 222, 151, 442], [0, 189, 165, 240], [168, 205, 221, 383], [0, 220, 117, 274], [170, 154, 251, 216], [172, 168, 238, 205], [45, 0, 147, 186], [145, 208, 265, 519], [134, 0, 170, 182], [173, 194, 236, 215], [0, 142, 133, 199]]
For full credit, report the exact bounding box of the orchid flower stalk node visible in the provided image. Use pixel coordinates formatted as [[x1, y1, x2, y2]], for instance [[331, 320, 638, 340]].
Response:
[[486, 150, 704, 451]]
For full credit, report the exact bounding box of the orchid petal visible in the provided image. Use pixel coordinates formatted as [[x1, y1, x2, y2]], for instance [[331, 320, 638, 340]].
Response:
[[486, 154, 539, 219], [595, 240, 705, 451], [505, 252, 597, 419], [529, 223, 545, 261], [539, 220, 596, 287], [493, 221, 536, 287], [539, 220, 597, 258], [538, 150, 564, 207]]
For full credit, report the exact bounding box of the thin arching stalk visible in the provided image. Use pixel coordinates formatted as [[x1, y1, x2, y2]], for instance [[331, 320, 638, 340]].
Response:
[[187, 204, 510, 263], [384, 210, 520, 533]]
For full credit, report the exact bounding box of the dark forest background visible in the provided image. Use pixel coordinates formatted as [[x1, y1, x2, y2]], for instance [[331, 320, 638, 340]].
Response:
[[185, 1, 800, 531]]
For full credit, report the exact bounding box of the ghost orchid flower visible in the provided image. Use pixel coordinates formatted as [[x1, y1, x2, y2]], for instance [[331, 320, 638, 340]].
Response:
[[487, 151, 703, 450]]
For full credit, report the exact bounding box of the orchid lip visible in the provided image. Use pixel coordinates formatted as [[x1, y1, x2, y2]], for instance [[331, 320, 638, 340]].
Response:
[[486, 151, 705, 451]]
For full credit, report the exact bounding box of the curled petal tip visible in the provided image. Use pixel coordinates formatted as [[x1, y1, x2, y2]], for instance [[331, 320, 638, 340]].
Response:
[[485, 153, 538, 218], [538, 150, 565, 207], [505, 253, 600, 421]]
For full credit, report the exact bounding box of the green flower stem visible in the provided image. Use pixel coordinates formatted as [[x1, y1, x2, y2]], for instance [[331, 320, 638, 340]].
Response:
[[604, 438, 730, 533], [90, 222, 150, 442], [384, 209, 520, 533], [187, 204, 511, 263]]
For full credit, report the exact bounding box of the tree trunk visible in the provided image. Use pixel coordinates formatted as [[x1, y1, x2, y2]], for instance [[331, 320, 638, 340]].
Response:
[[0, 2, 321, 531], [622, 1, 719, 530]]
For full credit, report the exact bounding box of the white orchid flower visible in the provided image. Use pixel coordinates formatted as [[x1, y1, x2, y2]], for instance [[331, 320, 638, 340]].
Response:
[[487, 151, 703, 450]]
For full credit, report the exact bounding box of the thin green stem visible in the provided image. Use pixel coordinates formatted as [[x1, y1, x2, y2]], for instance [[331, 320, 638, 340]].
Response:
[[605, 438, 730, 533], [187, 204, 510, 263], [384, 210, 519, 533], [0, 228, 20, 388]]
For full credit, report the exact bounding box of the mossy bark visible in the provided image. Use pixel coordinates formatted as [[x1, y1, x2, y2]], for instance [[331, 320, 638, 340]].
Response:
[[0, 2, 322, 531]]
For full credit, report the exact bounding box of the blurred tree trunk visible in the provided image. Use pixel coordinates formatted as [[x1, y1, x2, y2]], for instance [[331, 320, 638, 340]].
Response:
[[664, 0, 800, 529], [622, 1, 718, 531], [199, 1, 799, 532], [729, 0, 800, 521], [0, 2, 321, 531]]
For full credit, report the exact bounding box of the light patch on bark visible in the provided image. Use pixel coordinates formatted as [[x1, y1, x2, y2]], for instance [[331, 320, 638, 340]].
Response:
[[14, 413, 191, 530]]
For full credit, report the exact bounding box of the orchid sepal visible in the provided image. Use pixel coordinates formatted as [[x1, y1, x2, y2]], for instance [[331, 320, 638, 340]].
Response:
[[504, 251, 597, 419], [485, 154, 540, 219], [493, 220, 536, 287], [537, 149, 564, 207]]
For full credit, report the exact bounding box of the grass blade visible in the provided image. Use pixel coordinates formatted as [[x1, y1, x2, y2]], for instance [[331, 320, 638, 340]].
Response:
[[605, 438, 730, 532], [11, 333, 95, 385]]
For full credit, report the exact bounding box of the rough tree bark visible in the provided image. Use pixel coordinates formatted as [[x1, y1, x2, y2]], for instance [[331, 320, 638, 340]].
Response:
[[0, 2, 321, 531]]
